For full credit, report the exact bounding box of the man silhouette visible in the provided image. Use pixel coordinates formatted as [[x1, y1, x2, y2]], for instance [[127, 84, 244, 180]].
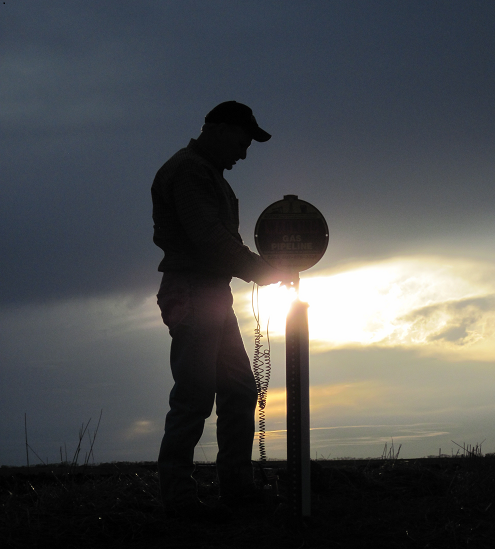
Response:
[[152, 101, 286, 519]]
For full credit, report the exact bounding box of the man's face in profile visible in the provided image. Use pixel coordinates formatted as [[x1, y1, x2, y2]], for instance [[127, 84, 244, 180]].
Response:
[[217, 125, 252, 171]]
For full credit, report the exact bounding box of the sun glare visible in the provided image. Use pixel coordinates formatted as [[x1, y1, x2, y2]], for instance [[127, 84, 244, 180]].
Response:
[[241, 256, 495, 360]]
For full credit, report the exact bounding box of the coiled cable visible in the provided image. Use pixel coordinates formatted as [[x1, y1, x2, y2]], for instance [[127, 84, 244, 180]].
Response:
[[251, 283, 272, 462]]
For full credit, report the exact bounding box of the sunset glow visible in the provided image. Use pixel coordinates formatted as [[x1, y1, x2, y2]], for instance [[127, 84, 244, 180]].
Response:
[[241, 256, 495, 360]]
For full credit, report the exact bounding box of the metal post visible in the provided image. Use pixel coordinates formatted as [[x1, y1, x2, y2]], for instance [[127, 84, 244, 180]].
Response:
[[286, 290, 311, 521]]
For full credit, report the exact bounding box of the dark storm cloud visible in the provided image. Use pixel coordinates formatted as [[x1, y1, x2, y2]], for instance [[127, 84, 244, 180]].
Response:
[[2, 1, 495, 306]]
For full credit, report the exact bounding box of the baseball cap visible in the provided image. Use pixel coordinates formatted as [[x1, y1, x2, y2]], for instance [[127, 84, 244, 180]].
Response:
[[204, 101, 271, 142]]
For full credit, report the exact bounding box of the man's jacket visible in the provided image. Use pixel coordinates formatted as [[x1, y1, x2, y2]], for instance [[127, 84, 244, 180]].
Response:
[[152, 139, 270, 283]]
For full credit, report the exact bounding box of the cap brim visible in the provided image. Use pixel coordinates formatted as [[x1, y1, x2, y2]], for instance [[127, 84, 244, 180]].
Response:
[[251, 127, 271, 142]]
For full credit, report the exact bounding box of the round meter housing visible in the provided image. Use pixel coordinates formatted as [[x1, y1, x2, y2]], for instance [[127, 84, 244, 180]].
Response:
[[255, 195, 329, 273]]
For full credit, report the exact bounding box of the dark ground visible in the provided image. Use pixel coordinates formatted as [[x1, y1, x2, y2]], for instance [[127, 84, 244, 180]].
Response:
[[2, 456, 495, 548]]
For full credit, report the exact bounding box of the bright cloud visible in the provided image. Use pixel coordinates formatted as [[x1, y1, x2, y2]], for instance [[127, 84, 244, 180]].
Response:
[[237, 256, 495, 361]]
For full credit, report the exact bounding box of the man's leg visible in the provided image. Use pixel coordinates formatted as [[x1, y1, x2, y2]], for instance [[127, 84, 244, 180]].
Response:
[[157, 332, 217, 507], [157, 273, 231, 507], [215, 307, 259, 496]]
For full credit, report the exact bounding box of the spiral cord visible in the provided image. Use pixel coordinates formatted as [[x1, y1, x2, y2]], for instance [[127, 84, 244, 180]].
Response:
[[252, 284, 272, 462]]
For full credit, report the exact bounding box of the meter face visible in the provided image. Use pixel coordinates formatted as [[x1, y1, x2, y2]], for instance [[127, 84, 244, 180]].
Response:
[[255, 195, 329, 272]]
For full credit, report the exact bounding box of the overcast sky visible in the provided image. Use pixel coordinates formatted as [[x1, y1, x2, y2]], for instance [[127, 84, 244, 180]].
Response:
[[2, 1, 495, 466]]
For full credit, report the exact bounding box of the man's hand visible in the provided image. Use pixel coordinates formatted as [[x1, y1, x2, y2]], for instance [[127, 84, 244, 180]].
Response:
[[255, 266, 295, 287]]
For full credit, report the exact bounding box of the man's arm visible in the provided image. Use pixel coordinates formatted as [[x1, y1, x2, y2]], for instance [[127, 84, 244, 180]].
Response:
[[170, 162, 284, 284]]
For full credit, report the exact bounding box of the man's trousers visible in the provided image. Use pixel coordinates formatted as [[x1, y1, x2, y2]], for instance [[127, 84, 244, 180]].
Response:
[[157, 271, 258, 506]]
